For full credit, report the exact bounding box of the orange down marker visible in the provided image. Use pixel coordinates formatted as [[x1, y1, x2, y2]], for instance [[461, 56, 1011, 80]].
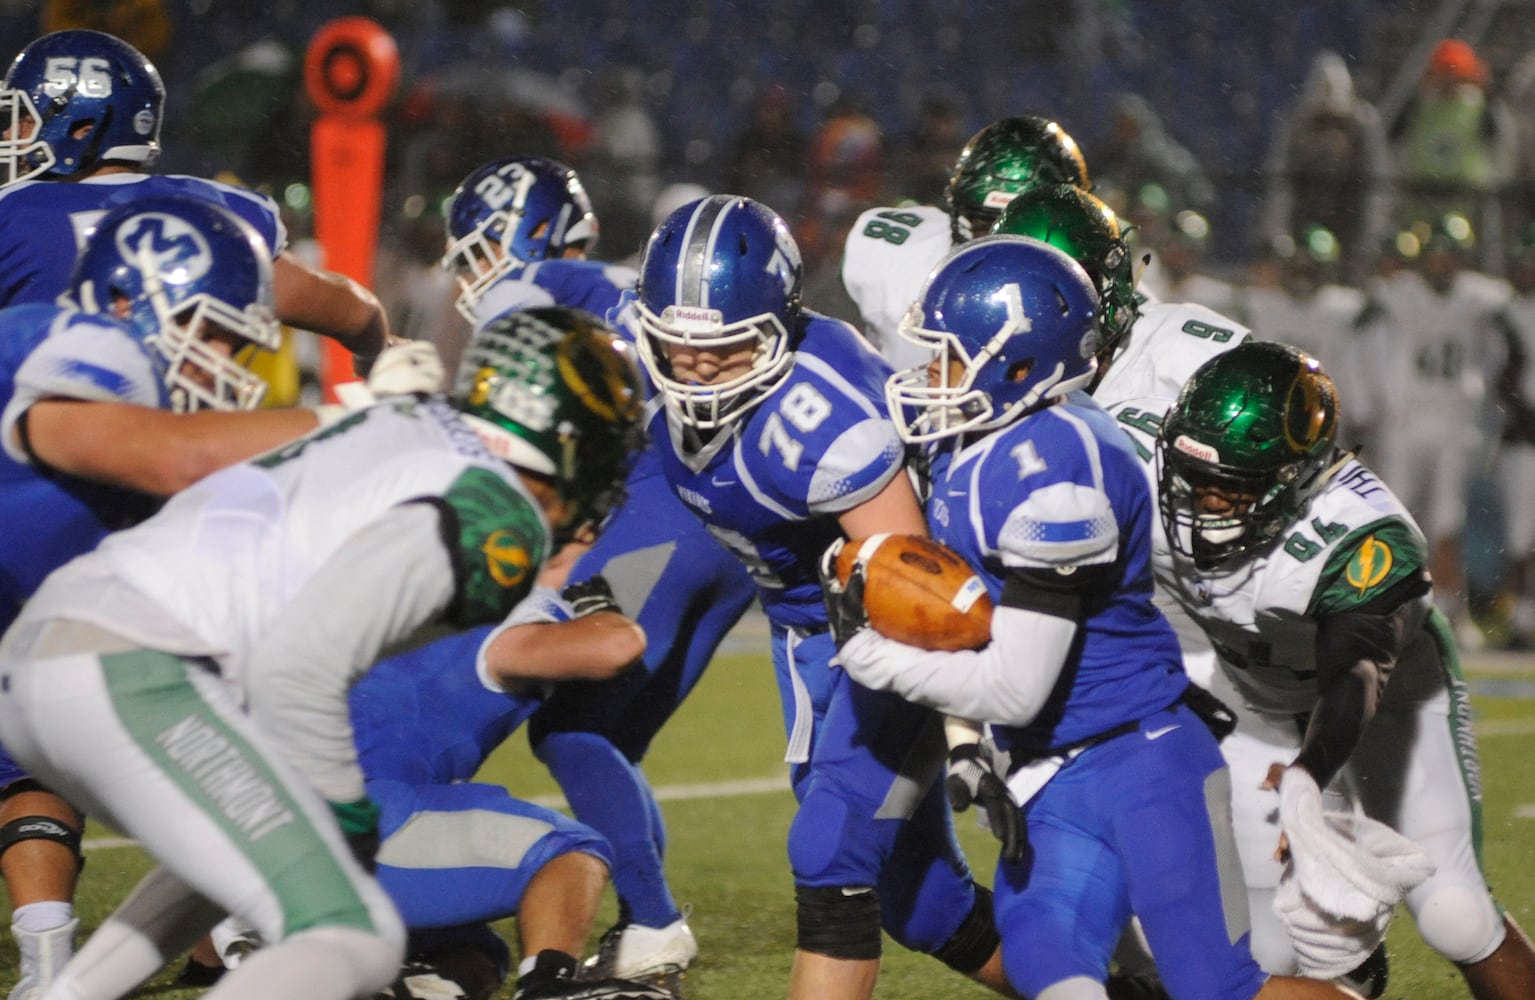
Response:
[[304, 16, 399, 402]]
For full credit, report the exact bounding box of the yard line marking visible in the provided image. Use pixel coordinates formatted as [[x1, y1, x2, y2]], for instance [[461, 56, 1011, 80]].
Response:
[[82, 772, 794, 851], [1516, 805, 1535, 820]]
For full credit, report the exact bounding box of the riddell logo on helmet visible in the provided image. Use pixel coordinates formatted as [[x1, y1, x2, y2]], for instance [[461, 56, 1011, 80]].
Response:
[[1174, 435, 1219, 463], [983, 191, 1018, 209], [662, 306, 723, 332]]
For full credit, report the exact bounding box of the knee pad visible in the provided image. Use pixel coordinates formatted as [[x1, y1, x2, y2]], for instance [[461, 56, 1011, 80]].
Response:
[[1413, 884, 1503, 964], [930, 883, 1000, 975], [0, 816, 84, 871], [796, 885, 882, 960]]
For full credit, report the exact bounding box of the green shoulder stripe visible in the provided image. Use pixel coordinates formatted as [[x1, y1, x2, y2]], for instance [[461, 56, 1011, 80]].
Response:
[[1308, 518, 1427, 616], [439, 466, 547, 626]]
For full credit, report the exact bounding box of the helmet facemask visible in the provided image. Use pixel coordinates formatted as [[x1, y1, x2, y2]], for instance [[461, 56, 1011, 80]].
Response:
[[149, 290, 281, 412], [443, 208, 524, 324], [1156, 438, 1319, 570], [634, 300, 794, 431], [0, 87, 55, 184]]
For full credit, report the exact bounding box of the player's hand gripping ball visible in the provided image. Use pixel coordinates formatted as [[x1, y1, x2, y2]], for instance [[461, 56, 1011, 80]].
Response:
[[825, 534, 993, 650]]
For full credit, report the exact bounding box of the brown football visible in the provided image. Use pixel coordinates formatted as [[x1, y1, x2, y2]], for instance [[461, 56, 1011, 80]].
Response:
[[834, 534, 994, 651]]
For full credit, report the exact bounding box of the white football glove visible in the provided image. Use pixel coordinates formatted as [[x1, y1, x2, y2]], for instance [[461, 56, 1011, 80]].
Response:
[[321, 340, 445, 421]]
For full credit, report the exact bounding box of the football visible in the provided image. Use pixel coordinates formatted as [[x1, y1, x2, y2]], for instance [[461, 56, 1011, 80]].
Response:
[[833, 534, 994, 651]]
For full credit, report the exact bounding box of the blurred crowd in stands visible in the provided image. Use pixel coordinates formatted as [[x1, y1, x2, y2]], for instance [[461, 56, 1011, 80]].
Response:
[[12, 0, 1535, 644]]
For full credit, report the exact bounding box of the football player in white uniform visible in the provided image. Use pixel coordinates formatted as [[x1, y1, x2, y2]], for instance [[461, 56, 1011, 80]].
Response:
[[0, 308, 645, 1000], [1111, 342, 1535, 1000], [0, 195, 442, 1000], [840, 115, 1089, 370], [1236, 228, 1373, 455], [1352, 215, 1509, 644], [990, 183, 1254, 411], [1487, 232, 1535, 647]]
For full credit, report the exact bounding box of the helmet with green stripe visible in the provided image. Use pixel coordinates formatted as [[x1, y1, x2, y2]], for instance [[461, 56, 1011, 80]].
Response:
[[991, 183, 1138, 358], [945, 114, 1090, 243], [1157, 342, 1340, 569], [453, 306, 644, 536]]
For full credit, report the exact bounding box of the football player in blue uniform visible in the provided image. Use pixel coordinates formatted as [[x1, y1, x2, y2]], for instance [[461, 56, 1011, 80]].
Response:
[[625, 194, 1011, 1000], [0, 29, 391, 362], [435, 158, 755, 986], [0, 195, 347, 1000], [827, 235, 1363, 1000]]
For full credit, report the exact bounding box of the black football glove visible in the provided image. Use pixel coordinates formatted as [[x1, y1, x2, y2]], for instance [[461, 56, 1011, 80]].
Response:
[[945, 743, 1026, 864], [562, 575, 622, 619], [818, 539, 870, 648]]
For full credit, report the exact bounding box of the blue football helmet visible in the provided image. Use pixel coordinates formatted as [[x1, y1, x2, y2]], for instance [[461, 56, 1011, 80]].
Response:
[[0, 30, 164, 186], [632, 195, 803, 430], [67, 195, 280, 412], [441, 155, 599, 323], [886, 234, 1100, 443]]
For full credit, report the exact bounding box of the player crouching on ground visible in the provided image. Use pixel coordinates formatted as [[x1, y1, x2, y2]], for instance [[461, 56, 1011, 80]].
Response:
[[0, 307, 645, 1000]]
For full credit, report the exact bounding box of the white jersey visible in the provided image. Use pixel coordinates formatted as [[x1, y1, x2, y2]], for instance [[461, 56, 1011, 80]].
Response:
[[19, 396, 548, 696], [1092, 300, 1253, 409], [1355, 267, 1508, 426], [1111, 395, 1433, 717], [1238, 283, 1364, 365], [839, 203, 953, 370], [1488, 290, 1535, 406], [1238, 283, 1373, 434]]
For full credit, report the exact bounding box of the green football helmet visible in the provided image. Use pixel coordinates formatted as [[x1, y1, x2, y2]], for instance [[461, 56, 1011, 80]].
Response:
[[1157, 342, 1340, 569], [945, 115, 1090, 243], [991, 183, 1138, 358], [453, 306, 644, 536]]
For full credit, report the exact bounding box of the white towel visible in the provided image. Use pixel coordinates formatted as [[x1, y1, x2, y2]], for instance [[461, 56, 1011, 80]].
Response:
[[1272, 767, 1435, 978]]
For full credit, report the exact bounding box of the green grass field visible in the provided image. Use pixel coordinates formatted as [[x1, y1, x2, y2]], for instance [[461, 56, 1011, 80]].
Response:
[[11, 620, 1535, 999]]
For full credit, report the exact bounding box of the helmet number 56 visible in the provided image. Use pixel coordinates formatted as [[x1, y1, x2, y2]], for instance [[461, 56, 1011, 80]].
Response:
[[44, 57, 114, 98]]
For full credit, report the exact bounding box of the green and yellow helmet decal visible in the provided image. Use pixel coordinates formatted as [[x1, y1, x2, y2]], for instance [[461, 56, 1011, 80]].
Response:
[[991, 183, 1138, 355], [945, 115, 1090, 243], [1157, 342, 1340, 568], [453, 306, 644, 535]]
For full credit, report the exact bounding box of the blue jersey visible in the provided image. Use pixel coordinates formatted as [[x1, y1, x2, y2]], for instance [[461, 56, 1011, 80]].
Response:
[[350, 626, 545, 786], [926, 395, 1187, 753], [0, 174, 284, 308], [648, 314, 904, 630], [0, 304, 161, 632], [472, 258, 638, 333]]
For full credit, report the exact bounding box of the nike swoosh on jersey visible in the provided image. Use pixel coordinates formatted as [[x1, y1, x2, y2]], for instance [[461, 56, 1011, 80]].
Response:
[[1145, 724, 1180, 740]]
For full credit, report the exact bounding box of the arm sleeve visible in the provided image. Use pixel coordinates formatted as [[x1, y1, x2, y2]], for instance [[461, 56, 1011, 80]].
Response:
[[835, 561, 1111, 725], [837, 603, 1077, 725], [244, 502, 457, 802], [1294, 578, 1431, 787]]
